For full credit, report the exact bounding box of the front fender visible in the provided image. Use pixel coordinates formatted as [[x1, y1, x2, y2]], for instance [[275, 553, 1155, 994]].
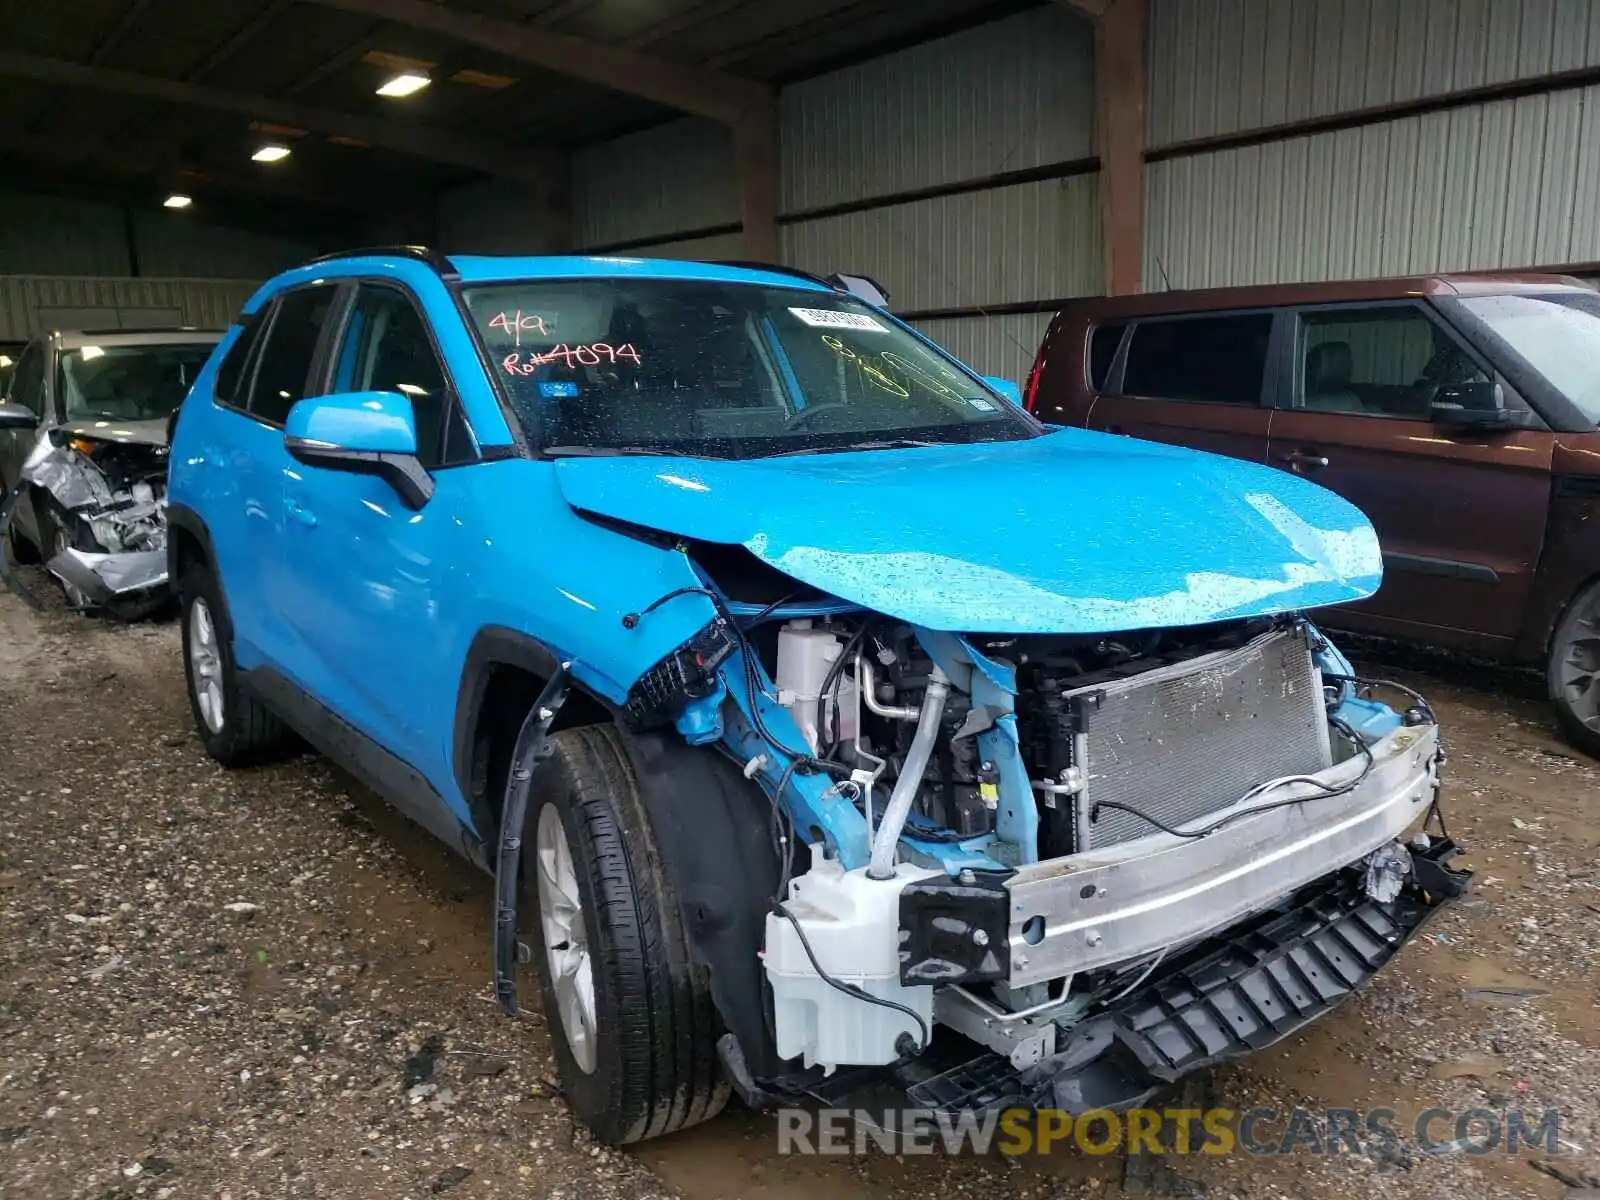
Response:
[[1517, 483, 1600, 663]]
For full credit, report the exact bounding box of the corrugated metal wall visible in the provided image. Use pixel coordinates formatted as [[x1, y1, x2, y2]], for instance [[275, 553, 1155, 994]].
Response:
[[1146, 86, 1600, 290], [0, 194, 132, 276], [0, 276, 256, 341], [612, 231, 746, 261], [910, 312, 1057, 381], [783, 176, 1101, 315], [0, 190, 314, 280], [572, 118, 739, 248], [0, 189, 308, 342], [566, 6, 1098, 380], [132, 211, 317, 280], [437, 177, 568, 255], [779, 7, 1094, 212], [1148, 0, 1600, 148], [1146, 0, 1600, 289]]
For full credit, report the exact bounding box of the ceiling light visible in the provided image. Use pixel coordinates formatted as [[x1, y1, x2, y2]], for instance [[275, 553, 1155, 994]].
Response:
[[79, 346, 104, 360], [163, 193, 193, 209], [376, 72, 430, 98], [252, 144, 291, 163], [0, 355, 12, 368]]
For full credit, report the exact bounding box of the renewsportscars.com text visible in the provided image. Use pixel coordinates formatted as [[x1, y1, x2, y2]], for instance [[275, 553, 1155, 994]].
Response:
[[776, 1106, 1563, 1159]]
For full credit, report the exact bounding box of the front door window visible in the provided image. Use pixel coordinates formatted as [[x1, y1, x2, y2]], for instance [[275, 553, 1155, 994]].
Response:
[[1294, 306, 1490, 419]]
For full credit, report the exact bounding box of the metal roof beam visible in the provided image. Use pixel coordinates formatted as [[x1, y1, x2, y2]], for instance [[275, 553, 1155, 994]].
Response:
[[1054, 0, 1111, 18], [0, 50, 534, 180], [298, 0, 774, 127]]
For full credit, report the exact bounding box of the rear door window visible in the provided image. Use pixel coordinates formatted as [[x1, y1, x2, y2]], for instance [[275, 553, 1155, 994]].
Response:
[[245, 285, 339, 427], [1121, 314, 1273, 405], [214, 316, 265, 407], [1087, 322, 1126, 390], [1293, 305, 1490, 419]]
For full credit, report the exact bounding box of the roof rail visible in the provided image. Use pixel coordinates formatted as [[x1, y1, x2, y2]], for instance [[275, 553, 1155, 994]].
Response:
[[303, 245, 459, 281], [67, 326, 221, 336]]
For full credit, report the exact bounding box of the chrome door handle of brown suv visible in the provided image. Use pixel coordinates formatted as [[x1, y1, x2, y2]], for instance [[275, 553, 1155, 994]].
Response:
[[1279, 450, 1330, 470]]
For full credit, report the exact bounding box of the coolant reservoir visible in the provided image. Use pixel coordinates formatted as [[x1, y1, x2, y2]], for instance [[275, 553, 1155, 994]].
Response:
[[775, 620, 857, 751]]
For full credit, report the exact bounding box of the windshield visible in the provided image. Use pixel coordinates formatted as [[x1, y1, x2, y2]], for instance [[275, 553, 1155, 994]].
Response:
[[1450, 290, 1600, 424], [58, 342, 216, 423], [462, 278, 1036, 457]]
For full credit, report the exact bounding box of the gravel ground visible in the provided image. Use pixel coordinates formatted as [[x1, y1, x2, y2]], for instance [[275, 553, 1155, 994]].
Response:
[[2, 582, 1597, 1199]]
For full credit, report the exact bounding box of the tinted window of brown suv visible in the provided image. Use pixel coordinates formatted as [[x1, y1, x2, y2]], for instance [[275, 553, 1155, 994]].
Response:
[[1295, 305, 1489, 419], [1088, 322, 1126, 390], [1120, 314, 1272, 404]]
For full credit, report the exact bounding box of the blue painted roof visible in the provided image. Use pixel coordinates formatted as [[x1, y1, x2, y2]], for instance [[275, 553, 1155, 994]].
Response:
[[446, 254, 832, 291]]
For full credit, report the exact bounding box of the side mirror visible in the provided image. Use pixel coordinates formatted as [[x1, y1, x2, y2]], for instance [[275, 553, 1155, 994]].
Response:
[[283, 390, 434, 509], [984, 376, 1023, 407], [0, 401, 37, 431], [1430, 380, 1513, 430]]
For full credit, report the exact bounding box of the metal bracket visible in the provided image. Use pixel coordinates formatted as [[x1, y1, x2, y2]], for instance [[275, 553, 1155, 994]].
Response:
[[492, 664, 572, 1017], [1065, 689, 1103, 734]]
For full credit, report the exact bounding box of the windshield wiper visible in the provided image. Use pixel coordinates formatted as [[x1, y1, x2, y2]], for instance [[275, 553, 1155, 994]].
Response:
[[764, 438, 946, 458], [542, 445, 688, 458]]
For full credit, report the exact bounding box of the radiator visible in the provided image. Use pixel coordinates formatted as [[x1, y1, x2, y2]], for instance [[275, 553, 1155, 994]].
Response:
[[1068, 627, 1332, 850]]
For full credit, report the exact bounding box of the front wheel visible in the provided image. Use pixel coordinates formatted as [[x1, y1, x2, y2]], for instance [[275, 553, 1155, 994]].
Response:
[[525, 724, 728, 1143], [35, 505, 92, 609], [1547, 578, 1600, 758]]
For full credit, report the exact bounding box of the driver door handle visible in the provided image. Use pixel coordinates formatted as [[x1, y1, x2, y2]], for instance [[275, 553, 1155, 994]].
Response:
[[1279, 449, 1330, 470]]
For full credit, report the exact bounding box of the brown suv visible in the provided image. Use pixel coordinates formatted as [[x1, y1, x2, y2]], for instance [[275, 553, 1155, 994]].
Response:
[[1027, 273, 1600, 755]]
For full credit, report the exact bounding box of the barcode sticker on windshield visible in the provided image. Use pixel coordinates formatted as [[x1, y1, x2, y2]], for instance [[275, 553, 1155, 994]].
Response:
[[788, 307, 887, 332]]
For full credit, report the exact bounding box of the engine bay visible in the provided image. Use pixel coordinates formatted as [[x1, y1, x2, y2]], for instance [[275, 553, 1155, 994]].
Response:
[[622, 546, 1447, 1081]]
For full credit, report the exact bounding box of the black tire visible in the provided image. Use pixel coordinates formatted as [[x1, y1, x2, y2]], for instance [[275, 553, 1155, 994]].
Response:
[[178, 560, 296, 767], [525, 724, 728, 1144], [1548, 577, 1600, 759], [2, 491, 39, 565]]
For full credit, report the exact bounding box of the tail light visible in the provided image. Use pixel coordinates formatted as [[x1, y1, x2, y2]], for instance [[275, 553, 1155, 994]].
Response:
[[1022, 349, 1046, 414]]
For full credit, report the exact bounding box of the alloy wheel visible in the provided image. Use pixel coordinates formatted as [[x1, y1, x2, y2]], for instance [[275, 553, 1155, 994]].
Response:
[[535, 803, 597, 1074], [187, 597, 226, 734], [1555, 592, 1600, 733]]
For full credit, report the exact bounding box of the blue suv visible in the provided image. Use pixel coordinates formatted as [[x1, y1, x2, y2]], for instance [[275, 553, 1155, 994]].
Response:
[[168, 248, 1467, 1143]]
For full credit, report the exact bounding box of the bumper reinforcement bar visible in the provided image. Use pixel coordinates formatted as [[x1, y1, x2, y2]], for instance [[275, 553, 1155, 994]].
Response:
[[808, 839, 1470, 1116]]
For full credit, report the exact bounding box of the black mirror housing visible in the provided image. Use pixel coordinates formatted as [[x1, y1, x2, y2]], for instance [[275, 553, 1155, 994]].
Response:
[[284, 438, 435, 510], [1431, 381, 1513, 429]]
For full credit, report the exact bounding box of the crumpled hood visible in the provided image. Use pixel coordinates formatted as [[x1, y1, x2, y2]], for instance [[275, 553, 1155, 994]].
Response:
[[59, 417, 170, 448], [554, 429, 1383, 634]]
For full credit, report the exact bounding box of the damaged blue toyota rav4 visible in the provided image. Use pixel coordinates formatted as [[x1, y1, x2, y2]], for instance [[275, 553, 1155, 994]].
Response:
[[167, 248, 1469, 1143]]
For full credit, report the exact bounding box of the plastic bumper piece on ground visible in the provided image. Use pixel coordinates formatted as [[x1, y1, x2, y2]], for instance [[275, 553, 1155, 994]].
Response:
[[808, 838, 1470, 1116]]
